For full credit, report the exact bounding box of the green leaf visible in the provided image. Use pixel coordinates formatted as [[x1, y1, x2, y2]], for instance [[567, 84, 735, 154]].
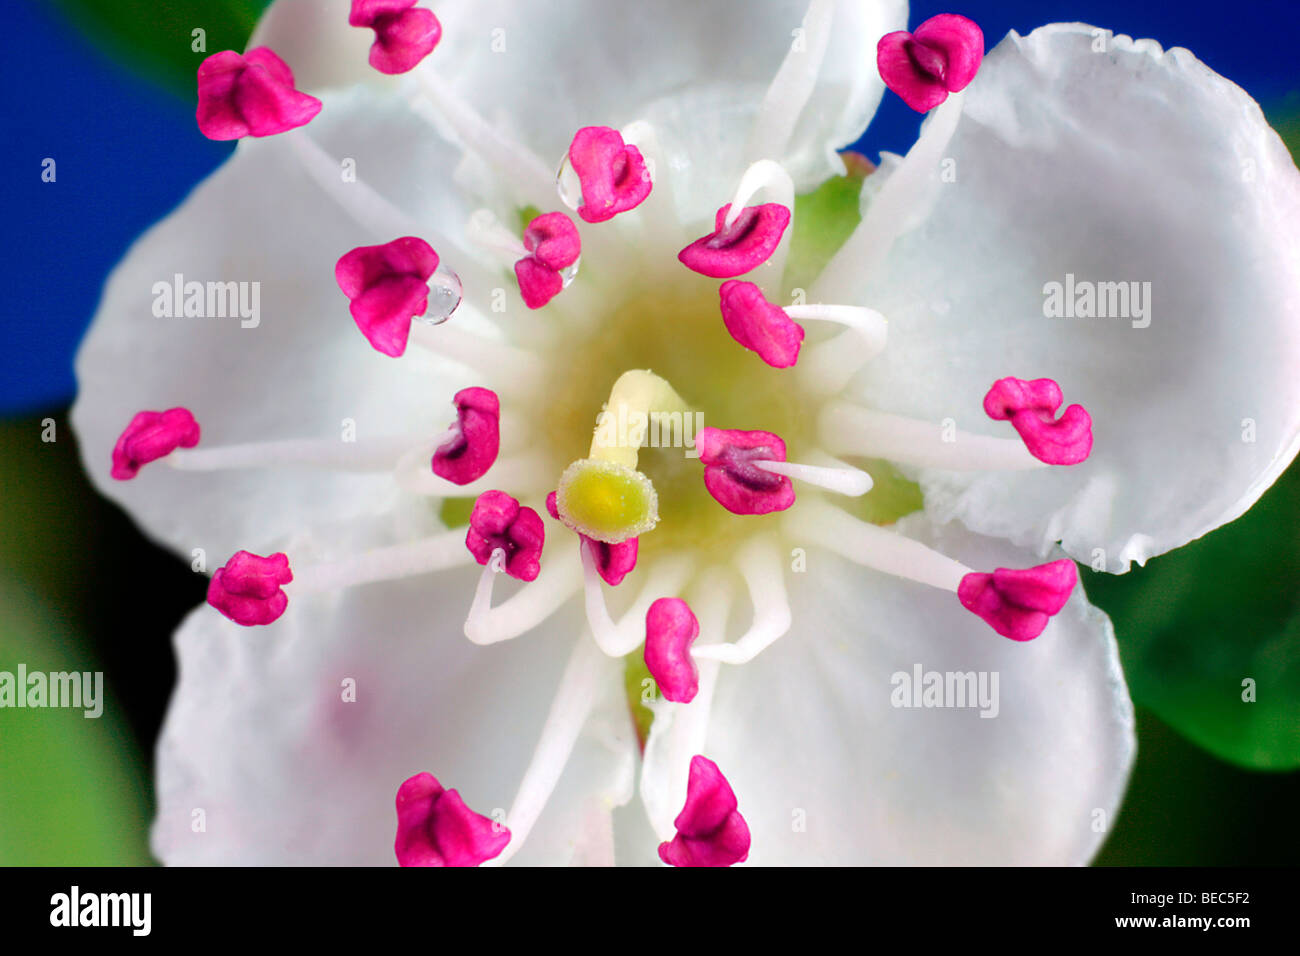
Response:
[[1083, 460, 1300, 770], [48, 0, 270, 99], [0, 577, 154, 864], [784, 162, 866, 293]]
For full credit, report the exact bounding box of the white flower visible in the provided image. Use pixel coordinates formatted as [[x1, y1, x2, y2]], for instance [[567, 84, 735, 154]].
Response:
[[72, 0, 1300, 866]]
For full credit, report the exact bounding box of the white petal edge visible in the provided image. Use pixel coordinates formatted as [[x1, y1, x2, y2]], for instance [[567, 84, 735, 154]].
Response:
[[641, 513, 1136, 865], [831, 23, 1300, 572], [71, 87, 499, 560], [430, 0, 906, 217], [151, 527, 635, 866]]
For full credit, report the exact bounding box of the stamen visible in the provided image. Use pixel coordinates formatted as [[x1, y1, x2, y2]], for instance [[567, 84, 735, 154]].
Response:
[[335, 237, 461, 357], [554, 370, 693, 543], [408, 323, 545, 396], [578, 547, 694, 657], [349, 1, 441, 75], [639, 569, 732, 841], [207, 550, 292, 626], [984, 377, 1093, 465], [818, 401, 1048, 471], [414, 68, 555, 207], [717, 281, 887, 371], [695, 427, 795, 516], [466, 208, 528, 259], [110, 407, 200, 480], [396, 447, 552, 497], [515, 211, 582, 309], [485, 636, 610, 866], [547, 492, 638, 586], [563, 126, 653, 223], [717, 280, 805, 368], [877, 14, 984, 113], [195, 47, 321, 140], [292, 134, 495, 296], [790, 497, 972, 592], [463, 537, 582, 646], [691, 536, 791, 664], [958, 559, 1078, 641], [746, 0, 835, 164], [679, 161, 793, 280], [394, 771, 509, 867], [657, 755, 751, 868], [292, 530, 469, 592], [754, 458, 873, 497], [723, 159, 794, 231], [465, 491, 545, 582], [431, 387, 500, 485], [643, 598, 701, 704], [167, 434, 416, 473]]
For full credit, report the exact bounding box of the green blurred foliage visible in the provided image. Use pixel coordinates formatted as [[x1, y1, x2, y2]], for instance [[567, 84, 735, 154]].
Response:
[[1082, 109, 1300, 771], [0, 417, 153, 864], [785, 164, 866, 293], [46, 0, 270, 98], [1085, 456, 1300, 770]]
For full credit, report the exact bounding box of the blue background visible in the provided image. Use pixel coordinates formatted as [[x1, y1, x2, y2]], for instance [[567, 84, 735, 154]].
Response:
[[5, 0, 1300, 412]]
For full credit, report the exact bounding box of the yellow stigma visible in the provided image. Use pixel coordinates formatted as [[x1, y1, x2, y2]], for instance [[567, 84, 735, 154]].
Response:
[[555, 370, 693, 543]]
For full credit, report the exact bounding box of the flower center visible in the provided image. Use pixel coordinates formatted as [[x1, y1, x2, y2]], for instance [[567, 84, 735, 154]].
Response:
[[537, 275, 815, 563]]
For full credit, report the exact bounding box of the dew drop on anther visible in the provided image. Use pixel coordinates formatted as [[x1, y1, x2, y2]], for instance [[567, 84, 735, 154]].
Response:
[[556, 155, 583, 212], [417, 269, 463, 326], [559, 257, 581, 289]]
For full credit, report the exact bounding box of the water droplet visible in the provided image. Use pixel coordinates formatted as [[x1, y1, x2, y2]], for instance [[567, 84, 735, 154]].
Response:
[[559, 256, 581, 289], [556, 155, 583, 212], [417, 269, 462, 326]]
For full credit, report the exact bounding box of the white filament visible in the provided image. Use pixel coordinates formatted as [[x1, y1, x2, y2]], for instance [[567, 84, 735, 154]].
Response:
[[168, 434, 419, 473], [292, 530, 470, 593], [692, 537, 792, 664], [789, 304, 888, 396], [394, 445, 554, 498], [287, 130, 498, 293], [464, 539, 582, 645], [819, 401, 1046, 471], [408, 322, 545, 396], [719, 159, 797, 298], [788, 497, 972, 592], [486, 634, 614, 866], [466, 208, 528, 262], [414, 68, 555, 209], [724, 159, 797, 229], [786, 303, 889, 394], [753, 457, 873, 496], [580, 547, 695, 657], [639, 568, 733, 841]]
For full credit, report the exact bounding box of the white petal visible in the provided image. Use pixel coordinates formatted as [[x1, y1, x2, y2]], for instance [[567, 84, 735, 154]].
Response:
[[152, 533, 633, 866], [72, 87, 493, 560], [249, 0, 379, 92], [839, 24, 1300, 571], [655, 515, 1134, 865], [430, 0, 904, 212]]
